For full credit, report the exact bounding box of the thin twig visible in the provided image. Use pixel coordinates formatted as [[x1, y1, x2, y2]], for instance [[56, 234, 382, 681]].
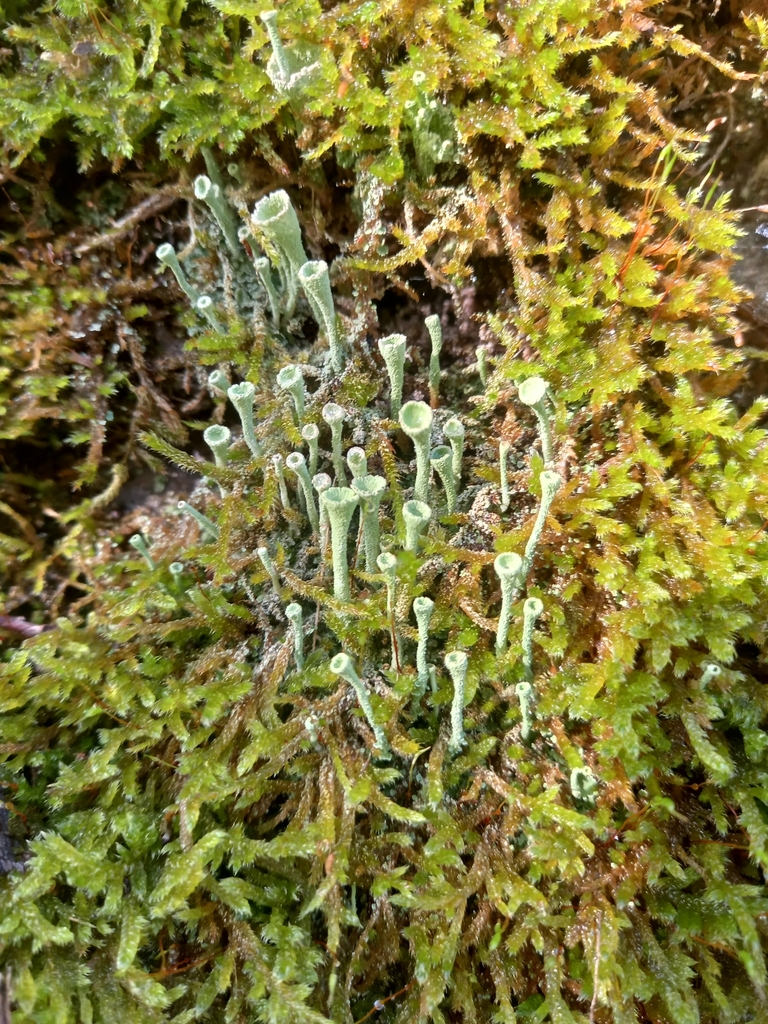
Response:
[[74, 189, 180, 255]]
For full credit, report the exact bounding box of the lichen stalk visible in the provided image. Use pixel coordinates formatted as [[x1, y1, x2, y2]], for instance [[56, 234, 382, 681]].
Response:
[[402, 500, 431, 554], [322, 487, 359, 601], [521, 597, 543, 682], [285, 602, 304, 671], [430, 446, 456, 513], [378, 334, 407, 419], [286, 452, 320, 534], [277, 365, 306, 427], [399, 400, 433, 504], [329, 653, 389, 755], [346, 447, 367, 480], [272, 454, 291, 510], [515, 681, 534, 743], [257, 546, 281, 596], [425, 314, 442, 407], [177, 501, 220, 541], [195, 295, 222, 332], [322, 403, 346, 484], [302, 423, 320, 476], [499, 440, 511, 513], [445, 650, 468, 753], [518, 377, 555, 466], [351, 475, 386, 572], [299, 261, 342, 373], [377, 552, 400, 670], [193, 174, 242, 262], [494, 552, 524, 656], [443, 418, 464, 488], [227, 382, 262, 459], [413, 596, 434, 696], [156, 244, 200, 304], [129, 534, 155, 570], [312, 472, 332, 556], [522, 470, 562, 577]]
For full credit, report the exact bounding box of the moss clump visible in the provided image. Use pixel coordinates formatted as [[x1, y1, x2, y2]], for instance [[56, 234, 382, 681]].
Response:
[[2, 3, 768, 1023]]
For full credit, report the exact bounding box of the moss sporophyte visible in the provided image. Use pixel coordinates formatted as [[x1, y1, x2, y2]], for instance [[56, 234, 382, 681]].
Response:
[[5, 7, 768, 1021]]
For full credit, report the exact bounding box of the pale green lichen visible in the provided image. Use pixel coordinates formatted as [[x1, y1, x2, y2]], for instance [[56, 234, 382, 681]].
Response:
[[322, 402, 347, 484], [378, 333, 406, 418], [351, 474, 386, 572], [286, 451, 320, 534], [494, 552, 524, 656], [329, 652, 389, 756], [399, 401, 433, 504], [521, 596, 543, 682], [430, 445, 456, 513], [228, 381, 263, 459], [322, 486, 359, 601], [443, 417, 464, 488], [518, 376, 554, 466], [403, 499, 431, 554], [177, 500, 220, 541], [285, 602, 305, 671], [445, 650, 468, 753], [413, 595, 434, 696]]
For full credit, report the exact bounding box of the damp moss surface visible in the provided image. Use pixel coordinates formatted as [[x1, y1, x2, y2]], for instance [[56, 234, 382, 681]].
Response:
[[2, 2, 768, 1022]]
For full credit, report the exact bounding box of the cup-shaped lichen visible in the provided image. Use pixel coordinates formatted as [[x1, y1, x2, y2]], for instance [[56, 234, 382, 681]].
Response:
[[378, 334, 407, 418], [402, 499, 431, 554], [445, 650, 468, 753], [518, 376, 554, 466], [193, 173, 242, 260], [286, 452, 320, 534], [203, 424, 231, 468], [413, 595, 434, 696], [399, 400, 433, 503], [272, 454, 291, 510], [522, 596, 543, 682], [299, 261, 342, 373], [322, 403, 346, 483], [129, 533, 155, 570], [260, 8, 320, 97], [207, 369, 228, 395], [322, 487, 359, 601], [277, 365, 305, 426], [329, 652, 389, 755], [157, 243, 200, 304], [195, 295, 222, 332], [285, 602, 304, 671], [346, 447, 367, 480], [302, 423, 320, 476], [430, 445, 456, 512], [443, 417, 464, 487], [351, 474, 386, 572], [227, 382, 262, 459], [312, 472, 332, 554], [494, 552, 524, 656], [700, 663, 722, 689], [251, 189, 307, 273]]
